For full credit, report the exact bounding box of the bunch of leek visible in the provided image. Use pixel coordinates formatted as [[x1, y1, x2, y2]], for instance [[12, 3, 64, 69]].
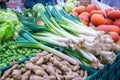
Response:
[[17, 5, 118, 69]]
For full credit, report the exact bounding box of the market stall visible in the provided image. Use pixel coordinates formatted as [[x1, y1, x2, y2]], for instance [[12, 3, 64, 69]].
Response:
[[0, 0, 120, 80]]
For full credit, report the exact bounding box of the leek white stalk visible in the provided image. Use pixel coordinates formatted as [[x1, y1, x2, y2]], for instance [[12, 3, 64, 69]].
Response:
[[79, 49, 94, 62], [79, 35, 97, 43], [33, 36, 68, 47], [38, 43, 79, 65], [60, 24, 99, 36], [100, 51, 116, 64]]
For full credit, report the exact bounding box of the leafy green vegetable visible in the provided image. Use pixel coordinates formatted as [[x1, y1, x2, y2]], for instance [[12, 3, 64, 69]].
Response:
[[0, 11, 6, 23], [67, 0, 77, 6], [0, 10, 23, 42], [32, 3, 45, 14], [64, 2, 75, 13]]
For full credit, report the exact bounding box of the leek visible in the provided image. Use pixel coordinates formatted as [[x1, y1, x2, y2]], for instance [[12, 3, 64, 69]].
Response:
[[16, 32, 79, 65]]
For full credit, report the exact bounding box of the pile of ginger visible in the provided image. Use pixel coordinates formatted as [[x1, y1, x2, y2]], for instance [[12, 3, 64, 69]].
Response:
[[1, 51, 88, 80]]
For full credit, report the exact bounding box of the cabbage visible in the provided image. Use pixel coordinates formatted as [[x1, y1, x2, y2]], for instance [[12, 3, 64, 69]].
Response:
[[64, 2, 75, 13], [68, 0, 77, 6], [32, 3, 45, 14]]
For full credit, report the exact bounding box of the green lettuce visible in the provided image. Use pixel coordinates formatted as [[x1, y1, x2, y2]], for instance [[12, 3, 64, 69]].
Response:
[[0, 10, 23, 42]]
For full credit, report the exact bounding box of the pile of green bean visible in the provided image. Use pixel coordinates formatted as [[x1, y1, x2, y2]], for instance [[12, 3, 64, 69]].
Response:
[[0, 41, 41, 68]]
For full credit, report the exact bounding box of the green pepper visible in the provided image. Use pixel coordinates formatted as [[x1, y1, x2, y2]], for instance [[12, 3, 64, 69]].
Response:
[[6, 61, 10, 65], [1, 57, 5, 60], [2, 48, 6, 51], [23, 48, 28, 51], [27, 50, 32, 54], [11, 45, 16, 49], [17, 49, 22, 54], [4, 54, 8, 58], [9, 58, 12, 62], [25, 53, 30, 57], [12, 56, 16, 61], [8, 53, 13, 56], [22, 51, 26, 54], [0, 63, 7, 68], [11, 50, 15, 53]]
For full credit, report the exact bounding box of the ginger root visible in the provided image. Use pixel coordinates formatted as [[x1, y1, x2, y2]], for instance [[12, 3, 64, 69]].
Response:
[[21, 70, 31, 80], [1, 64, 18, 80], [25, 62, 47, 76], [1, 52, 88, 80], [36, 57, 44, 65], [36, 51, 48, 57], [5, 78, 11, 80], [10, 78, 14, 80], [50, 75, 56, 80], [12, 69, 21, 79], [29, 75, 45, 80], [46, 62, 56, 75], [36, 54, 53, 65], [30, 57, 39, 63]]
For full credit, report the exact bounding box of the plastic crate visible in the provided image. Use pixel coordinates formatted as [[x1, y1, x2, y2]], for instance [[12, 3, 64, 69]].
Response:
[[80, 65, 99, 80], [0, 56, 33, 71], [85, 52, 120, 80]]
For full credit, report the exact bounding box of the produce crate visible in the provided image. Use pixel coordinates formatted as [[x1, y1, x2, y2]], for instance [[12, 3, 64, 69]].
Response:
[[85, 52, 120, 80], [80, 65, 98, 80], [78, 0, 91, 6], [0, 56, 98, 80]]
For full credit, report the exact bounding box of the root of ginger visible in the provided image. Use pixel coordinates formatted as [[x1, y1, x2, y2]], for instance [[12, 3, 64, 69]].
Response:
[[1, 64, 19, 80], [21, 70, 31, 80], [12, 69, 21, 79], [1, 51, 88, 80]]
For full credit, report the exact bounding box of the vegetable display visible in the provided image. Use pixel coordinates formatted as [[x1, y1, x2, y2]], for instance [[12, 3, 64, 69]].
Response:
[[1, 51, 87, 80], [0, 3, 120, 80], [0, 10, 23, 42], [15, 4, 119, 69], [0, 40, 41, 68]]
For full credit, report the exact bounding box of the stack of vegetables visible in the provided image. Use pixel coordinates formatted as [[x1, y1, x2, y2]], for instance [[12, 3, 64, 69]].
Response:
[[69, 4, 120, 43], [1, 51, 87, 80], [16, 4, 120, 69]]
